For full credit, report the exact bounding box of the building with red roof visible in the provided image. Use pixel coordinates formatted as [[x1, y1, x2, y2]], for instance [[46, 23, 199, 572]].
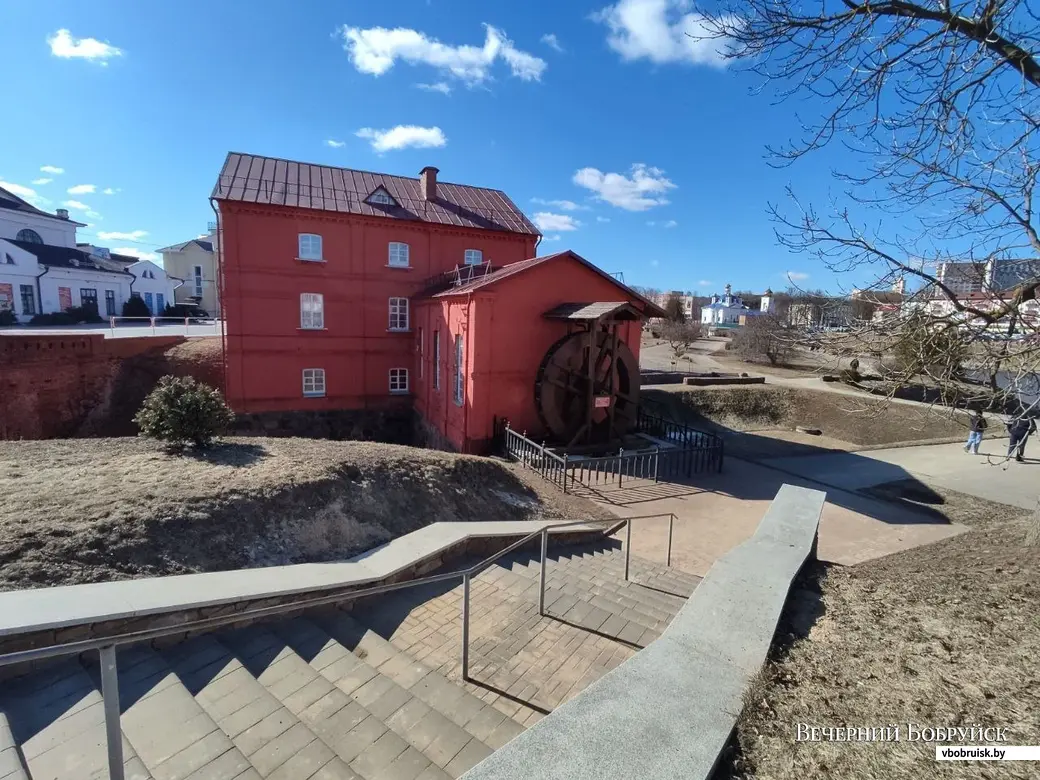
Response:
[[213, 154, 662, 452]]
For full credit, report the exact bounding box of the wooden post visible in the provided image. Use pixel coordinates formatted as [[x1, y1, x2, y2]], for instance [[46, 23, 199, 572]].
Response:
[[562, 454, 569, 493]]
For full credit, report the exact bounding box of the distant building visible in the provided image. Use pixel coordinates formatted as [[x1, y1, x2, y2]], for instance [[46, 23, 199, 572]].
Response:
[[650, 290, 698, 322], [158, 232, 221, 316], [0, 185, 177, 322], [701, 284, 773, 326], [920, 260, 1040, 328]]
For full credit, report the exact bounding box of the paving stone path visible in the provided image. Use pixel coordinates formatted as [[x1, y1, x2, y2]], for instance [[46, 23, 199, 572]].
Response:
[[0, 541, 697, 780]]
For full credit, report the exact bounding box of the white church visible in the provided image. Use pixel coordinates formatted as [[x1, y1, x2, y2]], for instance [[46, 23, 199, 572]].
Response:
[[701, 284, 775, 326]]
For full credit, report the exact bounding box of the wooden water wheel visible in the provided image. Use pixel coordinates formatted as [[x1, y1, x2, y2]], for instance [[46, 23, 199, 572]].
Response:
[[534, 328, 640, 446]]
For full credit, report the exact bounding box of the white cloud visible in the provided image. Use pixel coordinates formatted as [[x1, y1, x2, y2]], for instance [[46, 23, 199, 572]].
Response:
[[541, 234, 562, 242], [664, 219, 678, 228], [531, 197, 588, 211], [533, 212, 581, 232], [63, 200, 102, 219], [786, 271, 810, 281], [325, 139, 346, 148], [0, 180, 48, 207], [67, 184, 96, 195], [355, 125, 447, 153], [596, 216, 611, 223], [541, 33, 564, 52], [573, 164, 676, 211], [698, 279, 712, 286], [47, 29, 123, 64], [40, 165, 64, 175], [102, 187, 119, 195], [113, 247, 158, 262], [340, 24, 546, 85], [97, 230, 148, 241], [32, 178, 52, 185], [416, 82, 453, 95], [593, 0, 732, 67]]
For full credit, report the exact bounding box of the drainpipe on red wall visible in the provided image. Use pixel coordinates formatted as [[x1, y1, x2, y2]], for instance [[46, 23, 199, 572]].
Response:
[[464, 292, 474, 453], [209, 197, 229, 400], [34, 265, 50, 317]]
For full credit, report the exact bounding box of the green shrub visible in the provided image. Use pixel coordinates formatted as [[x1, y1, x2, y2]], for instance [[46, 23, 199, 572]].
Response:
[[29, 312, 76, 326], [0, 309, 16, 326], [63, 304, 103, 324], [134, 376, 235, 449], [122, 295, 152, 318]]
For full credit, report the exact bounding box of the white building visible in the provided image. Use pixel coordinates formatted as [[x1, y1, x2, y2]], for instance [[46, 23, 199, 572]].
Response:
[[0, 185, 178, 322], [701, 284, 774, 326]]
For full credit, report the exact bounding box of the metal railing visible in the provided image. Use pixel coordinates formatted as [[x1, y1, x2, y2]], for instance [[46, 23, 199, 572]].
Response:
[[0, 513, 679, 780], [497, 412, 724, 492], [108, 316, 223, 337], [502, 425, 571, 492]]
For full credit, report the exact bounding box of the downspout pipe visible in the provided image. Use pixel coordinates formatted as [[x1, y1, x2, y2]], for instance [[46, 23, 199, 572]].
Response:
[[33, 264, 50, 318], [209, 197, 229, 401]]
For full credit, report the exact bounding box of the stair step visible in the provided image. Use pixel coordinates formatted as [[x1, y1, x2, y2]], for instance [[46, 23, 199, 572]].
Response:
[[0, 711, 29, 780], [0, 658, 152, 780], [288, 614, 502, 778], [89, 645, 255, 780], [497, 557, 683, 623], [578, 550, 702, 593], [216, 625, 427, 780], [545, 549, 700, 599], [223, 623, 475, 779], [480, 564, 669, 635], [161, 633, 362, 780], [307, 612, 526, 754]]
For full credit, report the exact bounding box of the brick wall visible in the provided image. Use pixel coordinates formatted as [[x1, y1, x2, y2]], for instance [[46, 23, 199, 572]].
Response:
[[0, 334, 185, 440]]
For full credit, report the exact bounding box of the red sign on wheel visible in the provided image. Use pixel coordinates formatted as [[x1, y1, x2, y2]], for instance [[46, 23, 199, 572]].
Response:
[[594, 395, 612, 408]]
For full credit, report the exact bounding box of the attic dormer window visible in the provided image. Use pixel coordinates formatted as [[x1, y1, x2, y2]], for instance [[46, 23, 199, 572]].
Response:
[[16, 229, 42, 244], [367, 187, 396, 206]]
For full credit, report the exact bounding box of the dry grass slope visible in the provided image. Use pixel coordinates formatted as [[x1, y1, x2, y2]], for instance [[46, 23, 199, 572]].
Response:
[[725, 485, 1040, 780], [0, 437, 611, 591]]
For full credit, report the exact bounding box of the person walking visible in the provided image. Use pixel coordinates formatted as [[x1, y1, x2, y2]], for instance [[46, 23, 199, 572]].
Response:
[[1006, 412, 1037, 462], [964, 409, 987, 455]]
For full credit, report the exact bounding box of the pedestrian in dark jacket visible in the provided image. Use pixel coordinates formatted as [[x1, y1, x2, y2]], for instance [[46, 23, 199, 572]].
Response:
[[964, 410, 987, 455], [1007, 413, 1038, 462]]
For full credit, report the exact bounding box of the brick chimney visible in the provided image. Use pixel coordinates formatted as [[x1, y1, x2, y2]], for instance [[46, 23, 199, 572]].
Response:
[[420, 166, 439, 201]]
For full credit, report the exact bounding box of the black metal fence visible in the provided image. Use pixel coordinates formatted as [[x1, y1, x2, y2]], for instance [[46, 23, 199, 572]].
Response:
[[494, 411, 724, 492]]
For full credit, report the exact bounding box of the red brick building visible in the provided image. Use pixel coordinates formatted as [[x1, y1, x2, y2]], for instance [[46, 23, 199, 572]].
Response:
[[213, 153, 661, 452]]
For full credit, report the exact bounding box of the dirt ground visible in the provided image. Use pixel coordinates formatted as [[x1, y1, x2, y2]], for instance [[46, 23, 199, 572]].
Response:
[[644, 385, 969, 452], [723, 484, 1040, 780], [0, 437, 611, 591]]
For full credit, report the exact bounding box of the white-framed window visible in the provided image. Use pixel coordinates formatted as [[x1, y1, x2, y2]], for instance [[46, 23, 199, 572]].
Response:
[[302, 368, 326, 397], [298, 233, 323, 261], [300, 293, 324, 329], [433, 330, 440, 391], [388, 242, 410, 268], [389, 297, 409, 331], [389, 368, 409, 394], [369, 188, 395, 205], [464, 249, 483, 266], [193, 265, 203, 297], [453, 333, 464, 405]]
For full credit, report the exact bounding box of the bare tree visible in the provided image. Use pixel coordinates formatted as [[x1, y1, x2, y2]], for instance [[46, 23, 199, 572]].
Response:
[[705, 0, 1040, 474], [732, 315, 793, 366], [659, 320, 702, 359]]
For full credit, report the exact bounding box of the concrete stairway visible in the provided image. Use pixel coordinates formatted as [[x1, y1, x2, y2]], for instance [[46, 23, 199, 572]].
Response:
[[0, 543, 698, 779]]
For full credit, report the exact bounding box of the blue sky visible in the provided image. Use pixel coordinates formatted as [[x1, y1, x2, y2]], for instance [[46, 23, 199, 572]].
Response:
[[1, 0, 859, 294]]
